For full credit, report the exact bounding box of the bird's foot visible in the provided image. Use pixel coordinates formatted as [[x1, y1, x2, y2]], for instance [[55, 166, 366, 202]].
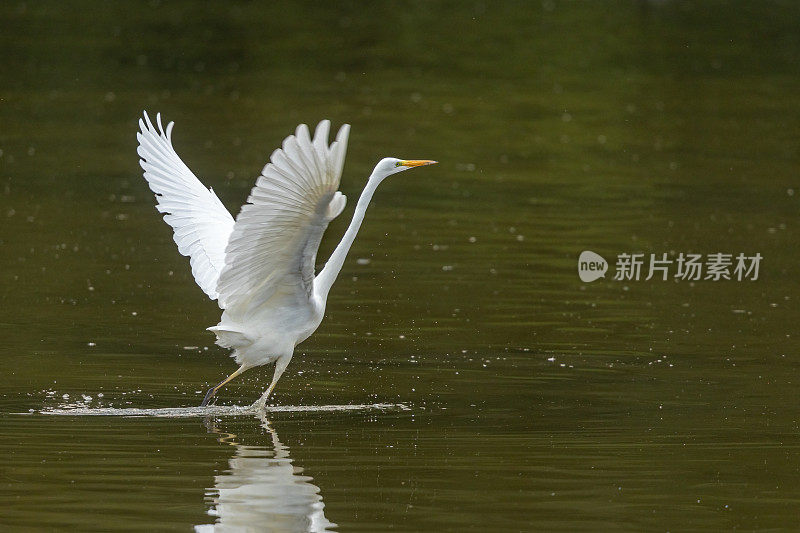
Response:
[[250, 390, 272, 411], [200, 386, 216, 407]]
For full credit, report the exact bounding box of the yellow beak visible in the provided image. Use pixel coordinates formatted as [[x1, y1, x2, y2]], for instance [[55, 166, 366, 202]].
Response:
[[400, 160, 438, 167]]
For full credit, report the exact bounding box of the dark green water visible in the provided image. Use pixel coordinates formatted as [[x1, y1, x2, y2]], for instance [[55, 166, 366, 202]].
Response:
[[2, 1, 800, 530]]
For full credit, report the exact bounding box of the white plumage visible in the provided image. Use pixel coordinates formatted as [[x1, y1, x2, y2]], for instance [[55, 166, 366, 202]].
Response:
[[216, 121, 349, 310], [137, 111, 436, 406], [137, 113, 234, 300]]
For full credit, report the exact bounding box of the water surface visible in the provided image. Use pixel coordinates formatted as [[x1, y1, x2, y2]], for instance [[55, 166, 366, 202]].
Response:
[[2, 1, 800, 530]]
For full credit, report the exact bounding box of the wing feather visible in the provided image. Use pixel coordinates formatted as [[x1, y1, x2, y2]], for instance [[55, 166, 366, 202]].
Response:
[[216, 121, 350, 311], [137, 111, 235, 301]]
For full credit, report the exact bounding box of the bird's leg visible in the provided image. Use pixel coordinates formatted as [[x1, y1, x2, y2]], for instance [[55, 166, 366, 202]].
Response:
[[200, 364, 247, 407], [252, 355, 291, 411]]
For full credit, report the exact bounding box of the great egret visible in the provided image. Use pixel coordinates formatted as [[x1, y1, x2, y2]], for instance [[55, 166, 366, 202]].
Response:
[[136, 112, 436, 406]]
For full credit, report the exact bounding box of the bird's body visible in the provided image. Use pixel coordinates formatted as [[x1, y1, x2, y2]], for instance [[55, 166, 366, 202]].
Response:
[[136, 112, 435, 406]]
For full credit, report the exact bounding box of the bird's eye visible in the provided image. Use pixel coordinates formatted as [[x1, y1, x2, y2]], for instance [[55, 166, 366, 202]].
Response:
[[395, 161, 402, 167]]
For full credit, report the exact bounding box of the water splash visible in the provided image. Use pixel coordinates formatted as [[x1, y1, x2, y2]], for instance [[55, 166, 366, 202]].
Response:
[[37, 403, 409, 418]]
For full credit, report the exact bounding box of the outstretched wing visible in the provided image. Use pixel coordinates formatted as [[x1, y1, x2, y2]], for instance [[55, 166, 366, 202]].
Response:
[[216, 120, 350, 311], [137, 111, 235, 301]]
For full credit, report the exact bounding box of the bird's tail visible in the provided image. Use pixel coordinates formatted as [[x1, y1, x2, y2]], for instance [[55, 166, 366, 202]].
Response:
[[207, 325, 253, 350]]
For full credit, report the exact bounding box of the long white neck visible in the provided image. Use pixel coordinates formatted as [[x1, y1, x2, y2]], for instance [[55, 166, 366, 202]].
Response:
[[314, 171, 384, 299]]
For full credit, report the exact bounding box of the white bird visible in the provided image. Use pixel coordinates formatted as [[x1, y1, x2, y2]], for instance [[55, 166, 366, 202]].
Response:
[[136, 112, 436, 406]]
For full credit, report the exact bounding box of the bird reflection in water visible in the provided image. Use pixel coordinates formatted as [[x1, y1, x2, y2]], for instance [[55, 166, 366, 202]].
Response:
[[196, 415, 335, 532]]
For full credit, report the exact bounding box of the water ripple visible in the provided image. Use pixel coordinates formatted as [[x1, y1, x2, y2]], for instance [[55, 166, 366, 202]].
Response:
[[35, 403, 409, 418]]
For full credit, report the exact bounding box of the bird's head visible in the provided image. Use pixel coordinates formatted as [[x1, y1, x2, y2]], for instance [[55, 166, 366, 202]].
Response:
[[372, 157, 437, 180]]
